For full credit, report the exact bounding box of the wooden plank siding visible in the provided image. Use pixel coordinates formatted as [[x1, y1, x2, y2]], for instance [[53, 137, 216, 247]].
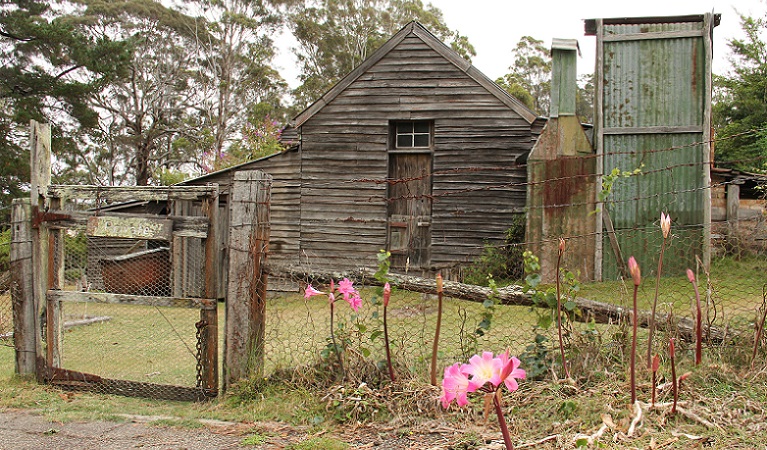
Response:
[[298, 31, 536, 273]]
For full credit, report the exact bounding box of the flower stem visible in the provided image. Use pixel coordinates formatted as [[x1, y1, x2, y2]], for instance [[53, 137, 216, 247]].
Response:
[[630, 283, 638, 404], [555, 243, 569, 380], [329, 299, 344, 378], [430, 274, 444, 386], [689, 271, 703, 366], [648, 238, 666, 368], [493, 390, 514, 450], [383, 301, 395, 382], [670, 338, 678, 415]]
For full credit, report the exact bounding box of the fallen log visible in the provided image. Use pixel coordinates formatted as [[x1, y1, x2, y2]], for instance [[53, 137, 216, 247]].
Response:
[[267, 266, 728, 344]]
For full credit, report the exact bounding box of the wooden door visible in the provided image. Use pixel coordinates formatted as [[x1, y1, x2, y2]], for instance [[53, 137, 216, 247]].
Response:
[[387, 153, 432, 270]]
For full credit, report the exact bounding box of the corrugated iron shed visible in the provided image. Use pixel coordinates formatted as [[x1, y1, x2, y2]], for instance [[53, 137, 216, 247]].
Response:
[[585, 13, 719, 280]]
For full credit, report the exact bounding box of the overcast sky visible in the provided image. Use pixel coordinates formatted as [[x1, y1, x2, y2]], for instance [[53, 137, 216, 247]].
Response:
[[274, 0, 767, 87]]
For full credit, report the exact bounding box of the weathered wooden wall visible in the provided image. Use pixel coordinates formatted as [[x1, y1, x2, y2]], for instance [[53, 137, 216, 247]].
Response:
[[299, 30, 536, 272]]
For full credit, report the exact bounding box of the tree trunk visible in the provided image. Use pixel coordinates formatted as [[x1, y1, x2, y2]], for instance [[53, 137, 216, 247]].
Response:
[[267, 266, 728, 344]]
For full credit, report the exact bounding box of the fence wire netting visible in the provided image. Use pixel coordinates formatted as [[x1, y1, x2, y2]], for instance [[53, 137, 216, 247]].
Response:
[[2, 194, 218, 400], [1, 225, 11, 347]]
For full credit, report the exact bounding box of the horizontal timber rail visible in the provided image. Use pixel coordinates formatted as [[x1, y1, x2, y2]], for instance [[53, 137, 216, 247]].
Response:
[[49, 290, 217, 309], [268, 266, 727, 344], [46, 185, 218, 202], [36, 209, 209, 238]]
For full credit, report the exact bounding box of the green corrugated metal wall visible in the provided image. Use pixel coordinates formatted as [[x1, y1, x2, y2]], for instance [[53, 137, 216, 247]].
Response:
[[593, 14, 714, 280]]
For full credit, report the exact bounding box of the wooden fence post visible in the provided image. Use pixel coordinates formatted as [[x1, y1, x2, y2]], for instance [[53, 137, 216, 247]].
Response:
[[28, 121, 57, 370], [224, 170, 271, 390], [201, 186, 219, 395], [10, 198, 37, 375]]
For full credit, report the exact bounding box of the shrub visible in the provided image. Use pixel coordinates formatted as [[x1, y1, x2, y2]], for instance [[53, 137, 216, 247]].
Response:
[[463, 215, 525, 285]]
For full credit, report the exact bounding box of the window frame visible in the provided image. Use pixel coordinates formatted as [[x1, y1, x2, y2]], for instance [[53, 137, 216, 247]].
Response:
[[390, 120, 433, 152]]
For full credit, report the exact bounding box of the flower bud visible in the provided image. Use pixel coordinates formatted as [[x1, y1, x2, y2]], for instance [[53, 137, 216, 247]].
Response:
[[686, 268, 695, 283], [660, 212, 671, 239], [558, 237, 565, 256], [628, 256, 641, 286], [436, 273, 443, 294], [383, 282, 391, 307], [652, 354, 660, 373], [669, 337, 676, 358]]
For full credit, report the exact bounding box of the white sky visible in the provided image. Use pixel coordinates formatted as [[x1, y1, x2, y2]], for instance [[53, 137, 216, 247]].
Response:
[[274, 0, 767, 88]]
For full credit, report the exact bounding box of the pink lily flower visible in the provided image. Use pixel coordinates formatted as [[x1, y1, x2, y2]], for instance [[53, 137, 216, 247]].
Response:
[[498, 351, 526, 392], [304, 284, 324, 299], [465, 351, 503, 391], [660, 212, 671, 239], [346, 294, 362, 312], [441, 363, 471, 408], [337, 278, 357, 301]]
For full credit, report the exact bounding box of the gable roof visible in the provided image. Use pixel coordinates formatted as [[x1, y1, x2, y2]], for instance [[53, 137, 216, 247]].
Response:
[[291, 21, 538, 127]]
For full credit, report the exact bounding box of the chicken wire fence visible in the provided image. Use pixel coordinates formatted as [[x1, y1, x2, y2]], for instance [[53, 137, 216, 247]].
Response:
[[49, 224, 210, 400], [1, 225, 11, 347], [260, 221, 767, 383], [3, 189, 219, 401]]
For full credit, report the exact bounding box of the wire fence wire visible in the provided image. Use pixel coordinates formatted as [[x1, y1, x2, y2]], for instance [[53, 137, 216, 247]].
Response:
[[3, 135, 767, 388]]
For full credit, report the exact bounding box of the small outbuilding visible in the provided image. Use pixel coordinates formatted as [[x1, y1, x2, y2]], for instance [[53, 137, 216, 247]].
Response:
[[184, 21, 542, 277]]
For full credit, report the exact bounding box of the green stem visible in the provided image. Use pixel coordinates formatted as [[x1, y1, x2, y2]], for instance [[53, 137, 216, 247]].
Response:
[[329, 300, 344, 379]]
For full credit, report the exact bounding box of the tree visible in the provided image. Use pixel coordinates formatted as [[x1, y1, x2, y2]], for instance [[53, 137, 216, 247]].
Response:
[[0, 0, 129, 214], [184, 0, 291, 171], [288, 0, 475, 109], [713, 10, 767, 173], [496, 36, 594, 122], [496, 36, 550, 116]]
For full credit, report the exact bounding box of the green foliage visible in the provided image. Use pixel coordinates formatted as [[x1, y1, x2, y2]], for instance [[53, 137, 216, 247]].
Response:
[[241, 432, 270, 446], [463, 215, 525, 285], [0, 228, 10, 272], [287, 437, 348, 450], [713, 8, 767, 172], [518, 333, 551, 380]]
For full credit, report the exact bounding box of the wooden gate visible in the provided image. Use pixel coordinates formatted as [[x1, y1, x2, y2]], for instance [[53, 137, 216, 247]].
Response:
[[33, 184, 220, 401], [387, 153, 433, 270]]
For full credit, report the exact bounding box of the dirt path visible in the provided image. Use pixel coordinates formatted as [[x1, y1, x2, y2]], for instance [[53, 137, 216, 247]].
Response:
[[0, 409, 470, 449], [0, 409, 246, 449]]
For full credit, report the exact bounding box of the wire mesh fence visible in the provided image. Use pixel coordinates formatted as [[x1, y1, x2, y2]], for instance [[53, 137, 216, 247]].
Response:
[[1, 229, 11, 347]]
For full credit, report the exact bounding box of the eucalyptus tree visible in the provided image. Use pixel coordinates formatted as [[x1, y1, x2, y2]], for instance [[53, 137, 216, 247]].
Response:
[[713, 10, 767, 172], [288, 0, 475, 109], [182, 0, 291, 172], [80, 0, 204, 186]]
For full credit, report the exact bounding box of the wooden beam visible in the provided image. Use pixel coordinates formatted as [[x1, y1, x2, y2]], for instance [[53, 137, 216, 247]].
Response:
[[48, 290, 214, 309], [268, 266, 728, 343], [46, 185, 217, 202], [602, 29, 704, 42]]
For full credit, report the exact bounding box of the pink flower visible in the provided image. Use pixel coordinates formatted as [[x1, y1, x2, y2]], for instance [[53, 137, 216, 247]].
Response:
[[497, 352, 526, 392], [304, 284, 324, 299], [441, 363, 471, 408], [686, 268, 695, 283], [465, 351, 503, 391], [337, 277, 357, 301], [346, 294, 362, 312]]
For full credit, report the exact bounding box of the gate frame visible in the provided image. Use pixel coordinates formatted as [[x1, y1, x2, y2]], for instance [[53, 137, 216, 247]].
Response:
[[16, 120, 221, 400]]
